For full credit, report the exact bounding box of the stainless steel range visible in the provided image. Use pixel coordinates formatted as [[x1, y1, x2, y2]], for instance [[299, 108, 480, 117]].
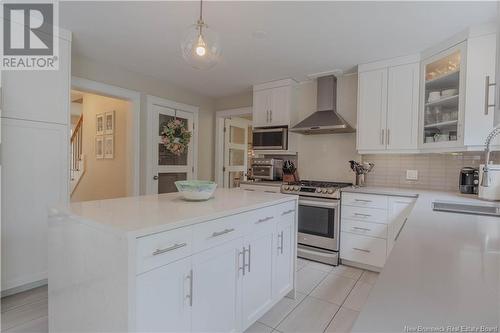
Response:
[[281, 180, 352, 265]]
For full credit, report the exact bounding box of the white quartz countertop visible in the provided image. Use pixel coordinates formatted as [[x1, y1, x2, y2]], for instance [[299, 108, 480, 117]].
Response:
[[54, 189, 296, 237], [350, 187, 500, 332]]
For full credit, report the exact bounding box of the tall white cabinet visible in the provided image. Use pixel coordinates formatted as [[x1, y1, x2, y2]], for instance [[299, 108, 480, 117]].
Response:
[[357, 55, 420, 153], [1, 30, 71, 292]]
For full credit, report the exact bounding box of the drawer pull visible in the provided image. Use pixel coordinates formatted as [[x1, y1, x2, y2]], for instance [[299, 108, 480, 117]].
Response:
[[354, 199, 372, 203], [353, 213, 371, 218], [256, 216, 274, 224], [152, 242, 187, 256], [264, 190, 276, 193], [211, 228, 235, 238], [353, 247, 371, 253], [244, 189, 255, 191], [352, 227, 371, 231], [281, 209, 295, 216]]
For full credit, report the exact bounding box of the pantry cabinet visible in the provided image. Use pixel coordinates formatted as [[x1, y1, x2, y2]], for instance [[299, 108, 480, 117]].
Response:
[[253, 79, 295, 128], [357, 56, 420, 153]]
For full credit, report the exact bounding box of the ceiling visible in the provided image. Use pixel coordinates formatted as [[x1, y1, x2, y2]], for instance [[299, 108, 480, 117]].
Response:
[[60, 1, 496, 98]]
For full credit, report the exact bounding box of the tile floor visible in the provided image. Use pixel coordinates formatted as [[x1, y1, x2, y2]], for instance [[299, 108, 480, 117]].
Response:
[[0, 258, 379, 333]]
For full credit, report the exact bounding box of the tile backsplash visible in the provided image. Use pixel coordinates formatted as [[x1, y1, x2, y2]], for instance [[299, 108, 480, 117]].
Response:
[[361, 152, 500, 191]]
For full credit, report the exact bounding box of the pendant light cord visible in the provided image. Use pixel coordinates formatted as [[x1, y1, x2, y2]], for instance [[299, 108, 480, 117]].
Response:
[[199, 0, 203, 22]]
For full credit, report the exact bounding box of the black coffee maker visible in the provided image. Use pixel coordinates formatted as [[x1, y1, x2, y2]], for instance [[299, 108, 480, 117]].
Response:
[[459, 167, 479, 194]]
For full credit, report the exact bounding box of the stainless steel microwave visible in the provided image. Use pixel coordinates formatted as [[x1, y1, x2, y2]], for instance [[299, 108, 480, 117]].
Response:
[[252, 127, 288, 150]]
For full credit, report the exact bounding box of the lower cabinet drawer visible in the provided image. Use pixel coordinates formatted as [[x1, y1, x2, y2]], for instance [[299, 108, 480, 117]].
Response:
[[340, 232, 387, 268], [341, 219, 387, 239], [342, 193, 388, 209], [136, 227, 193, 274], [192, 214, 247, 253], [341, 205, 388, 223]]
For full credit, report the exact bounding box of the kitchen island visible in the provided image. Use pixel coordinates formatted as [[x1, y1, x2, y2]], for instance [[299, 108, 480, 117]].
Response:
[[344, 187, 500, 333], [48, 189, 298, 333]]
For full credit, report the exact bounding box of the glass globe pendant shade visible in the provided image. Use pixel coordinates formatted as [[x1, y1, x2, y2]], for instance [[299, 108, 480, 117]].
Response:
[[181, 21, 221, 70]]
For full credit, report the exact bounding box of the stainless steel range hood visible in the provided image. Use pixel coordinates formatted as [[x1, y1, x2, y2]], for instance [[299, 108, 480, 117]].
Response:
[[290, 75, 355, 134]]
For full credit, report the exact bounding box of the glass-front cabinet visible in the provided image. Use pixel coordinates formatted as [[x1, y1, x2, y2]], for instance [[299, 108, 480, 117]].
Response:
[[420, 41, 466, 148]]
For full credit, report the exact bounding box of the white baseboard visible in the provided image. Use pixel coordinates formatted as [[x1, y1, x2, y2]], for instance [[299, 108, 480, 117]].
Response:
[[1, 278, 48, 298]]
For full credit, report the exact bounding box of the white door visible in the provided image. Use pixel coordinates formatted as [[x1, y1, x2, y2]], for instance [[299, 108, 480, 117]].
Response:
[[273, 211, 295, 299], [191, 238, 242, 333], [357, 69, 388, 151], [151, 105, 195, 194], [253, 89, 271, 127], [270, 86, 290, 126], [223, 117, 250, 188], [386, 63, 420, 150], [242, 226, 274, 330], [136, 257, 192, 332]]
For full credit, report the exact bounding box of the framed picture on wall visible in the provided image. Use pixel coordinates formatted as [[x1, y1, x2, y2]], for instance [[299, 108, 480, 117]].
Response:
[[95, 136, 104, 159], [96, 113, 104, 135], [104, 111, 115, 135], [104, 135, 114, 159]]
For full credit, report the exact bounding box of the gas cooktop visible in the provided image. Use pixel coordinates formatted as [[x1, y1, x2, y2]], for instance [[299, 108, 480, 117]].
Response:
[[280, 180, 352, 199]]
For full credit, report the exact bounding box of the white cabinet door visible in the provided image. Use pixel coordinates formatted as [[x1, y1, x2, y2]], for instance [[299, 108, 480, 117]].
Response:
[[192, 238, 242, 333], [387, 197, 414, 253], [464, 33, 497, 146], [242, 226, 274, 330], [253, 89, 272, 127], [136, 257, 192, 333], [1, 119, 68, 290], [386, 63, 419, 150], [357, 69, 388, 151], [2, 37, 70, 125], [269, 86, 290, 127], [273, 210, 294, 299]]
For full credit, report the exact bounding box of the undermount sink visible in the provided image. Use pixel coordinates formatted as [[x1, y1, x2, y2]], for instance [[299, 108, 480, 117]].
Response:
[[432, 200, 500, 217]]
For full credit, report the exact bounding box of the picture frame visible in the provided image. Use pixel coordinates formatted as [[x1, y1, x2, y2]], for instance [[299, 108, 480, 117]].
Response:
[[104, 135, 114, 159], [104, 111, 115, 135], [95, 136, 104, 159], [96, 113, 104, 135]]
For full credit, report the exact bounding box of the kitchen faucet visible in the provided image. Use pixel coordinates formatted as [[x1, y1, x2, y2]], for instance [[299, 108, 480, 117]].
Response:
[[481, 124, 500, 187]]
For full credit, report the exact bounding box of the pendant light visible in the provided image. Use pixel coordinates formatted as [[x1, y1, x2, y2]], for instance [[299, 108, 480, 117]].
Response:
[[181, 0, 221, 70]]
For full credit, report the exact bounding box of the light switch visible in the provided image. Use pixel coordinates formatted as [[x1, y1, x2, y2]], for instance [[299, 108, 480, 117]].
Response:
[[406, 169, 418, 181]]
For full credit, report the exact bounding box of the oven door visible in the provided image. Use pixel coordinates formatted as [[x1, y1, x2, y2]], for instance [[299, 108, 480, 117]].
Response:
[[252, 128, 288, 150], [297, 197, 339, 251], [252, 165, 273, 180]]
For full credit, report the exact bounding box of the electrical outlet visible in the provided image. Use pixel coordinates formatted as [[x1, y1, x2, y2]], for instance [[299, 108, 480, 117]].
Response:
[[406, 170, 418, 181]]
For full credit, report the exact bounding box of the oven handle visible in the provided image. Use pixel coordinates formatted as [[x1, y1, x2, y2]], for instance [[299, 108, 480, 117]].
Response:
[[299, 198, 339, 209]]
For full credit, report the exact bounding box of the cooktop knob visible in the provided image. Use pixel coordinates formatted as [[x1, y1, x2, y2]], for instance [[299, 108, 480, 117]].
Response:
[[294, 186, 300, 191], [283, 186, 289, 190], [316, 188, 321, 193], [322, 188, 328, 193], [327, 189, 334, 194]]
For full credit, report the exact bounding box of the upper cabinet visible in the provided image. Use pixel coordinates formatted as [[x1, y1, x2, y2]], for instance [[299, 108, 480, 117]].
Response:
[[357, 55, 420, 153], [419, 31, 497, 151], [253, 79, 295, 128]]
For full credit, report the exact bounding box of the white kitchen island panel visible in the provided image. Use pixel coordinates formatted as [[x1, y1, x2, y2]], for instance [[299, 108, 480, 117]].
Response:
[[48, 189, 298, 333]]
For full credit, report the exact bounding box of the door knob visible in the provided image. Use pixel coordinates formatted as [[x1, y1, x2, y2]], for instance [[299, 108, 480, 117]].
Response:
[[153, 175, 159, 180]]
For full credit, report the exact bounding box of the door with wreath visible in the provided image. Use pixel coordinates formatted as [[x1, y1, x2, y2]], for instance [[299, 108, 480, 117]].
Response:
[[151, 104, 195, 194]]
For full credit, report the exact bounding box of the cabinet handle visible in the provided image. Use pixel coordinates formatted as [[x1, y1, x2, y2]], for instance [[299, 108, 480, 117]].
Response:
[[270, 110, 273, 122], [484, 75, 496, 115], [211, 228, 235, 238], [381, 129, 385, 145], [264, 190, 276, 193], [352, 226, 371, 231], [280, 231, 284, 254], [387, 129, 390, 146], [354, 199, 372, 203], [256, 216, 274, 224], [395, 218, 408, 241], [277, 232, 282, 253], [353, 247, 371, 253], [354, 213, 371, 218], [239, 248, 246, 276], [152, 242, 187, 256], [185, 269, 193, 306], [243, 188, 255, 191], [244, 245, 251, 273], [266, 110, 270, 122], [282, 209, 295, 216], [395, 200, 411, 204]]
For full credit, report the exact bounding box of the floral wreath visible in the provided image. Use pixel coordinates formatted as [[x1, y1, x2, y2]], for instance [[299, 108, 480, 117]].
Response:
[[161, 119, 192, 156]]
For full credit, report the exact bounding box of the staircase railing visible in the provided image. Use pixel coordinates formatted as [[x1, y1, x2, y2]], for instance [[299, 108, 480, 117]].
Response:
[[70, 115, 83, 185]]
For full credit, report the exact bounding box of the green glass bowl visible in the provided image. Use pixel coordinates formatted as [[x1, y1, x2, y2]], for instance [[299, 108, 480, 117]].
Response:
[[174, 180, 217, 201]]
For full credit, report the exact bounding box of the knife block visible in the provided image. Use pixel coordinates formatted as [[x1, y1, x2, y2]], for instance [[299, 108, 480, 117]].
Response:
[[283, 171, 299, 184]]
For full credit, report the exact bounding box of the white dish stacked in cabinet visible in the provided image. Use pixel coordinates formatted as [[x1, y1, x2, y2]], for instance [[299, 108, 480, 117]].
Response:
[[340, 192, 415, 270]]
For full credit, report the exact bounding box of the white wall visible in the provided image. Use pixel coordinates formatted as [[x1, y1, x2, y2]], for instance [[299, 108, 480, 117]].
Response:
[[213, 77, 360, 183], [72, 56, 216, 194]]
